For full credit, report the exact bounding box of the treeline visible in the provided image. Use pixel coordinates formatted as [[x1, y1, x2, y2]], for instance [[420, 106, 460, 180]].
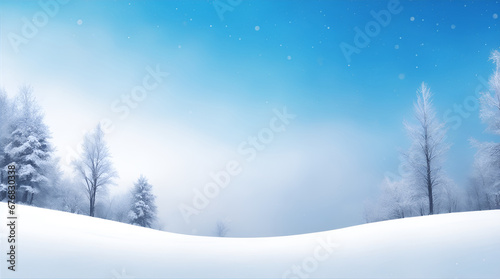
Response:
[[365, 50, 500, 222], [0, 87, 157, 228], [2, 51, 500, 230]]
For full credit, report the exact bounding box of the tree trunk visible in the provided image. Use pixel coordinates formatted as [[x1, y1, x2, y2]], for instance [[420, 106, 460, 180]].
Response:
[[22, 191, 28, 204], [427, 166, 433, 215], [423, 118, 434, 215], [90, 195, 95, 217], [90, 202, 94, 217], [28, 192, 34, 205]]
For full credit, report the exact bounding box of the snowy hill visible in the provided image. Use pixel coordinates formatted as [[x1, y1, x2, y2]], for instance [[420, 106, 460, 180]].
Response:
[[0, 204, 499, 279]]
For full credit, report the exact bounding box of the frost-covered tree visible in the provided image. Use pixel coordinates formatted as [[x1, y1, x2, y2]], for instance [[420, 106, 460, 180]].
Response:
[[0, 89, 12, 165], [364, 178, 415, 222], [379, 178, 414, 219], [366, 83, 453, 221], [128, 175, 157, 228], [0, 90, 12, 191], [439, 181, 462, 213], [478, 50, 500, 135], [468, 152, 496, 210], [469, 50, 500, 210], [95, 192, 132, 221], [215, 220, 230, 237], [54, 177, 87, 214], [0, 89, 13, 200], [107, 192, 132, 223], [73, 124, 117, 217], [2, 86, 58, 205], [403, 83, 450, 215]]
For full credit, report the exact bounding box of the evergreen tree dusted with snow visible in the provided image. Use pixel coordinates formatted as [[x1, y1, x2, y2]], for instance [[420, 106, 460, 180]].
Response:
[[128, 175, 157, 228], [2, 86, 57, 205], [0, 90, 14, 182], [0, 89, 14, 199]]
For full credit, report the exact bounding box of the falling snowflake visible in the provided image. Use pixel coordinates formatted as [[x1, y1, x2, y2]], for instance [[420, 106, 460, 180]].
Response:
[[398, 73, 405, 80], [451, 24, 456, 29], [410, 16, 415, 21], [394, 45, 400, 50], [287, 55, 292, 60], [494, 13, 498, 19], [77, 19, 83, 25], [255, 26, 260, 31]]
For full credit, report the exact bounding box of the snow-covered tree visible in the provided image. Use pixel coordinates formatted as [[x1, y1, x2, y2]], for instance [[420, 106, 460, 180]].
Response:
[[469, 50, 500, 210], [54, 177, 87, 214], [73, 124, 117, 217], [467, 150, 497, 210], [0, 89, 12, 200], [215, 220, 230, 237], [478, 50, 500, 136], [367, 83, 453, 221], [380, 178, 415, 219], [107, 192, 132, 223], [0, 89, 13, 165], [128, 175, 157, 228], [0, 90, 11, 190], [2, 86, 58, 205], [364, 178, 415, 222], [438, 180, 462, 213], [469, 143, 500, 210], [94, 192, 132, 221], [403, 83, 450, 215]]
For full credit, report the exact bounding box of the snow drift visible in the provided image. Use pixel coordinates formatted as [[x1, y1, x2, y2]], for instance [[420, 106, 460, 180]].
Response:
[[0, 203, 499, 278]]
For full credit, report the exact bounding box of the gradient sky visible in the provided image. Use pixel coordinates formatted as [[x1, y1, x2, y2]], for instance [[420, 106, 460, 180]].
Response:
[[1, 0, 500, 237]]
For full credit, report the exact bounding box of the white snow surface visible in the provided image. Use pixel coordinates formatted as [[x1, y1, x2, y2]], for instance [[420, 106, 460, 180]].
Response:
[[1, 204, 499, 278]]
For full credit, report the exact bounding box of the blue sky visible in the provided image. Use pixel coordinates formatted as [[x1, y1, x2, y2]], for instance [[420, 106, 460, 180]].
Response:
[[1, 0, 500, 236]]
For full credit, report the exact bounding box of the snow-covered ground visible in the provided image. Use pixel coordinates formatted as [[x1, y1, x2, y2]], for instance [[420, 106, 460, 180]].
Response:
[[0, 204, 499, 278]]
